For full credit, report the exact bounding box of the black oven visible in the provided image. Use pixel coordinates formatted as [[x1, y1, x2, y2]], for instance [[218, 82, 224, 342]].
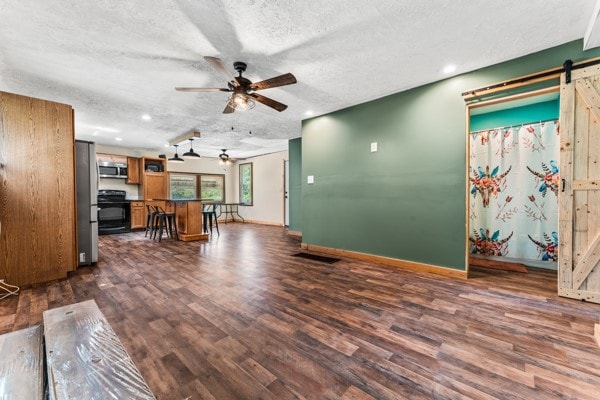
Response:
[[98, 190, 131, 235]]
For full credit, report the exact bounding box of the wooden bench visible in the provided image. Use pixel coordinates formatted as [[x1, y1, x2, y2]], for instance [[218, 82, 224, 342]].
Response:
[[43, 300, 156, 400], [0, 325, 44, 399]]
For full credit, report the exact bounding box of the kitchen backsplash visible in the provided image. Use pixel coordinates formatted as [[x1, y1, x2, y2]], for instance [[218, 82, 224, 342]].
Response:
[[98, 178, 142, 199]]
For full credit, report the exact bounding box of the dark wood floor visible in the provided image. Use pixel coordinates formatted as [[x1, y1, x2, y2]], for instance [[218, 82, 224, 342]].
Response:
[[1, 224, 600, 399]]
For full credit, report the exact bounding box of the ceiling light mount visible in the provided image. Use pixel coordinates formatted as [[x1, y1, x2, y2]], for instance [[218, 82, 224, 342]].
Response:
[[169, 129, 201, 147], [233, 61, 247, 75]]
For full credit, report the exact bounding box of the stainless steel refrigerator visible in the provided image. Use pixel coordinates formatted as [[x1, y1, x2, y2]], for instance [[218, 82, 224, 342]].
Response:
[[75, 140, 99, 266]]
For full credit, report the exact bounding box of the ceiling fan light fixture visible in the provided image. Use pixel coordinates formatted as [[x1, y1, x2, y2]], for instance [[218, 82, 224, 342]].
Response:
[[182, 138, 201, 158], [168, 144, 184, 163], [219, 149, 230, 164], [227, 93, 255, 111]]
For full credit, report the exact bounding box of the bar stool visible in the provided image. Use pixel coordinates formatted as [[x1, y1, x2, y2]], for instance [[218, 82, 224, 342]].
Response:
[[153, 206, 178, 241], [145, 205, 157, 238], [202, 202, 219, 235]]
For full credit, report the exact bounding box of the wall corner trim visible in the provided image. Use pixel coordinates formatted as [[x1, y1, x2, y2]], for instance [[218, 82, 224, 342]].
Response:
[[301, 243, 467, 279]]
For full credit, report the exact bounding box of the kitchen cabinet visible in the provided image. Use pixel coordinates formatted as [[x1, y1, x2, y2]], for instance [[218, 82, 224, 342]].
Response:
[[144, 173, 167, 200], [142, 157, 167, 200], [0, 91, 77, 286], [150, 199, 208, 241], [130, 201, 145, 229], [172, 200, 207, 241], [126, 157, 141, 184]]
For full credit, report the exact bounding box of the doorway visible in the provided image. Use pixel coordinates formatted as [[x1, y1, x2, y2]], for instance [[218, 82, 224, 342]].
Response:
[[466, 88, 560, 272]]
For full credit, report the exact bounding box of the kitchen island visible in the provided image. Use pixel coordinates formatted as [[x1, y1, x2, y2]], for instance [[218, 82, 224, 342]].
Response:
[[152, 199, 209, 241]]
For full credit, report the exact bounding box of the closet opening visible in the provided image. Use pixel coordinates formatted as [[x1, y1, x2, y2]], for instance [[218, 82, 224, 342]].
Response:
[[466, 87, 560, 276]]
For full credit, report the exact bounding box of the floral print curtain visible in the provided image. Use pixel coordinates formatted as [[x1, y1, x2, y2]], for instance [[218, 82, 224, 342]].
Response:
[[469, 120, 559, 267]]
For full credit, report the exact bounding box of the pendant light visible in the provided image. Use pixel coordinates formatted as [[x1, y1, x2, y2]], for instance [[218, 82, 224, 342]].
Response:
[[182, 138, 201, 158], [168, 144, 184, 163]]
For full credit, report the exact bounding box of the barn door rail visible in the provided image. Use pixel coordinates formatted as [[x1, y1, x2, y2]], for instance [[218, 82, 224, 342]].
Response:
[[462, 56, 600, 99]]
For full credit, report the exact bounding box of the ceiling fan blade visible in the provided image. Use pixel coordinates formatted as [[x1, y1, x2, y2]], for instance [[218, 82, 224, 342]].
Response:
[[248, 93, 288, 112], [249, 73, 297, 91], [223, 103, 235, 114], [175, 87, 230, 92], [204, 56, 239, 87]]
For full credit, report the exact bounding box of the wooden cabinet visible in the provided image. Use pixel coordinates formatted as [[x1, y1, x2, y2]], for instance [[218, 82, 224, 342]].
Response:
[[126, 157, 141, 184], [0, 91, 77, 286], [142, 157, 167, 200], [171, 200, 208, 241], [144, 173, 167, 200], [130, 201, 145, 229]]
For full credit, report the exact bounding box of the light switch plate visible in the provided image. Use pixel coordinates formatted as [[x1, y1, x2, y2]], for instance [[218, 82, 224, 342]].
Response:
[[307, 175, 314, 184], [371, 142, 378, 152]]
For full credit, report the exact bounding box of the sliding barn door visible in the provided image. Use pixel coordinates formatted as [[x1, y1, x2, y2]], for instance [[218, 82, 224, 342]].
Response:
[[559, 66, 600, 303]]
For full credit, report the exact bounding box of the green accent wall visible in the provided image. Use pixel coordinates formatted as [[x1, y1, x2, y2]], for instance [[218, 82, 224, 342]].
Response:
[[301, 39, 600, 271], [470, 100, 560, 132], [288, 138, 302, 232]]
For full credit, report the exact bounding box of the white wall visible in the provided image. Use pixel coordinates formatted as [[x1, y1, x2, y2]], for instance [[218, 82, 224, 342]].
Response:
[[233, 150, 288, 225]]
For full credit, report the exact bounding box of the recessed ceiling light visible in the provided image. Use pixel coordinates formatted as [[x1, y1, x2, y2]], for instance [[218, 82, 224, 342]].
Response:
[[141, 114, 151, 121], [164, 143, 169, 148], [92, 131, 99, 136], [443, 64, 456, 74], [95, 126, 120, 133], [115, 137, 122, 141], [305, 110, 314, 117]]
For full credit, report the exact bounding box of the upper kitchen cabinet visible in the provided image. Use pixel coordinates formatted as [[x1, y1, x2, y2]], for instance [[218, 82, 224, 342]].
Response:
[[0, 91, 77, 286], [126, 157, 141, 184]]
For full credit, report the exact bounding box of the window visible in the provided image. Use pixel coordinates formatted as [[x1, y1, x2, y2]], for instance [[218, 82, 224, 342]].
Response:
[[239, 162, 253, 205], [169, 173, 225, 201], [200, 174, 224, 201], [170, 174, 196, 199]]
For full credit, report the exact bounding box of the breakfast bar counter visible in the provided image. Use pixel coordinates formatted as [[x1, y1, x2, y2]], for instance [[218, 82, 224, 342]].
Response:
[[153, 199, 209, 241]]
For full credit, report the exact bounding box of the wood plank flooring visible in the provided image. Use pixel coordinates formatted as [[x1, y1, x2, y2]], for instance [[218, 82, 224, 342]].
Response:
[[1, 223, 600, 399]]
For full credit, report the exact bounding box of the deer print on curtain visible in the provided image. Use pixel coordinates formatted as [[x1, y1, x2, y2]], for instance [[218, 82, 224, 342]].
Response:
[[469, 120, 559, 266]]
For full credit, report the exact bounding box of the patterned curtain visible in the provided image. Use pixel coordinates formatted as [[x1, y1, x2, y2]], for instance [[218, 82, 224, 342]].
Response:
[[469, 120, 559, 267]]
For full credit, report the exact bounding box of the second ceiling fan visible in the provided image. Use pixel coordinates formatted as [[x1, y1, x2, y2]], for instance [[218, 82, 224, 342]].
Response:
[[176, 56, 297, 114]]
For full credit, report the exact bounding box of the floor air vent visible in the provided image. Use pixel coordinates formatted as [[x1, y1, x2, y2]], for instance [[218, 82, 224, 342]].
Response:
[[292, 252, 340, 264]]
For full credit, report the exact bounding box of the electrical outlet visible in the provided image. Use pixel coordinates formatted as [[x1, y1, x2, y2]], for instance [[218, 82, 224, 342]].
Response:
[[79, 253, 86, 263]]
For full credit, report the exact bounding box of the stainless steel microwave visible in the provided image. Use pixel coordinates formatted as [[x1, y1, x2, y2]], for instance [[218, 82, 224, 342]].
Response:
[[98, 162, 127, 179]]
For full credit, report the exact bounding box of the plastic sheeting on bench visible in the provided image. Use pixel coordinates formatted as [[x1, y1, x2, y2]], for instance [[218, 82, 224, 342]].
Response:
[[0, 325, 44, 399], [43, 300, 156, 400]]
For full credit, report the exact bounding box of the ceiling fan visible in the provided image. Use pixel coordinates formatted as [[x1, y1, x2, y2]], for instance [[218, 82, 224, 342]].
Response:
[[176, 56, 297, 114], [219, 149, 231, 163]]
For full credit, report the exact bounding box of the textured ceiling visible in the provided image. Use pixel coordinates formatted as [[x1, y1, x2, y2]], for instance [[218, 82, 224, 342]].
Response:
[[0, 0, 598, 159]]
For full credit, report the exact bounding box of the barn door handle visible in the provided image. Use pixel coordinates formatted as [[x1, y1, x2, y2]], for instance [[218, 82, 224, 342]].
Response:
[[562, 179, 566, 192]]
